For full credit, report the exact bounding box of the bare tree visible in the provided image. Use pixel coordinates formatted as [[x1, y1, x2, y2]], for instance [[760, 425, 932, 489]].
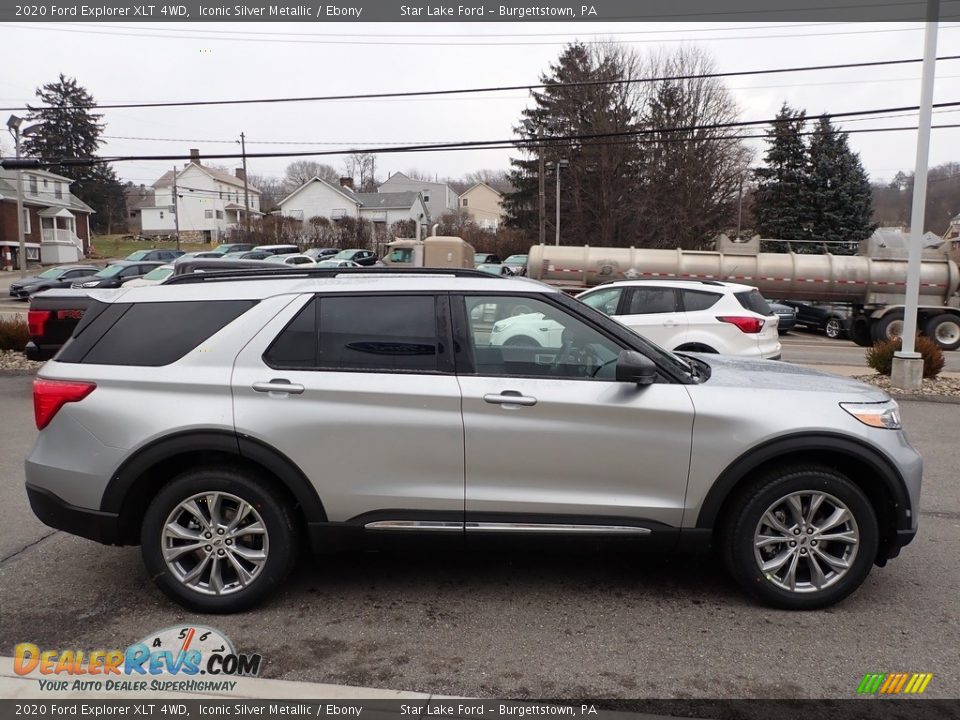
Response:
[[344, 153, 378, 191], [247, 173, 286, 212], [283, 160, 338, 191], [633, 47, 752, 249]]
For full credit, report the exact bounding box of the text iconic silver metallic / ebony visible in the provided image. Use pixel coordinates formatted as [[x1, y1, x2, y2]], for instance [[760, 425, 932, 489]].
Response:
[[24, 268, 922, 613]]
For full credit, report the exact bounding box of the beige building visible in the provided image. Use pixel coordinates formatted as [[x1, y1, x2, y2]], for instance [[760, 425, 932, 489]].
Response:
[[459, 182, 505, 230]]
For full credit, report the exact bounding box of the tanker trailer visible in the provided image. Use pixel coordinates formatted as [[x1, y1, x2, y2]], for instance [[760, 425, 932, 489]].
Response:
[[527, 235, 960, 350]]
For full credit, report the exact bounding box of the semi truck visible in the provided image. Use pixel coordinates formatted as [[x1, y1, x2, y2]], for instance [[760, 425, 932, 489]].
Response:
[[527, 232, 960, 351], [382, 236, 475, 269]]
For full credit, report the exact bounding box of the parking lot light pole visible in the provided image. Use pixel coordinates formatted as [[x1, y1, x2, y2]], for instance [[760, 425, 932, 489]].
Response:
[[7, 115, 28, 277], [893, 0, 939, 391], [552, 159, 568, 246]]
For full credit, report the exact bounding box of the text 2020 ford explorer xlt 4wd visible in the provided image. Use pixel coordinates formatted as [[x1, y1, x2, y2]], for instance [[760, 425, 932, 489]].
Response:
[[25, 267, 921, 613]]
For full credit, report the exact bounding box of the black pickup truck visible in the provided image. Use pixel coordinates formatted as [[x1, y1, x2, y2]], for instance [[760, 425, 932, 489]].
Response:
[[23, 259, 288, 361]]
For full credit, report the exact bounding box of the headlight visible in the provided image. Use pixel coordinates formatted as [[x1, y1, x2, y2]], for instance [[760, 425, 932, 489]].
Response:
[[81, 281, 100, 288], [840, 400, 902, 430]]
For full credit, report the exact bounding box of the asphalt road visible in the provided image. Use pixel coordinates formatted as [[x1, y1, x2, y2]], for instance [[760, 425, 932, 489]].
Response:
[[0, 374, 957, 699]]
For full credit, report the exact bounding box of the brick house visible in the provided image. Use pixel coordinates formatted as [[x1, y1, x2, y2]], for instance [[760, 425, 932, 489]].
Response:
[[0, 168, 94, 269]]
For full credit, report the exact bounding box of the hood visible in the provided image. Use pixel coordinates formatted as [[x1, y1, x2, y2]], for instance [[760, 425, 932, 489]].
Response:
[[11, 275, 45, 287], [691, 354, 889, 400]]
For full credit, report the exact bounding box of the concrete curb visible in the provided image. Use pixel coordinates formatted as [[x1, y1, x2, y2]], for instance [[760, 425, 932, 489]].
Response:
[[0, 656, 435, 700]]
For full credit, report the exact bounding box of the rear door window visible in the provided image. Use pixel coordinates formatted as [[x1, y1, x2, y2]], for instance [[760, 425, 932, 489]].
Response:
[[626, 287, 679, 315], [681, 290, 722, 312]]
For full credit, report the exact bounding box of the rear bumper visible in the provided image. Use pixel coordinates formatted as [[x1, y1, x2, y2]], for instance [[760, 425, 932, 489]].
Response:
[[26, 483, 121, 545], [24, 341, 57, 361]]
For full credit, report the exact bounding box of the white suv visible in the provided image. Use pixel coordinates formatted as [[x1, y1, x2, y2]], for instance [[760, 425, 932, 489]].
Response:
[[577, 280, 781, 359]]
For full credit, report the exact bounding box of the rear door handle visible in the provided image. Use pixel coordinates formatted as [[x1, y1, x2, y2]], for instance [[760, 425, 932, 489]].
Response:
[[252, 379, 305, 395], [483, 391, 537, 407]]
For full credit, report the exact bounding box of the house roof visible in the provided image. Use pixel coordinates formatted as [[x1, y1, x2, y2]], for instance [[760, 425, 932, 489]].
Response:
[[0, 176, 95, 214], [379, 171, 453, 194], [354, 191, 421, 209], [277, 177, 361, 208], [460, 182, 504, 199], [154, 163, 260, 193]]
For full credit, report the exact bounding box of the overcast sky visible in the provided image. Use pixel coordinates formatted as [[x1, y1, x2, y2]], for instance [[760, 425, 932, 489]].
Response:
[[1, 21, 959, 188]]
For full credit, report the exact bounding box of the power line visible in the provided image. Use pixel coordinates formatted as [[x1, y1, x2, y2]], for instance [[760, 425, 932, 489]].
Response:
[[9, 101, 960, 168], [3, 54, 960, 113]]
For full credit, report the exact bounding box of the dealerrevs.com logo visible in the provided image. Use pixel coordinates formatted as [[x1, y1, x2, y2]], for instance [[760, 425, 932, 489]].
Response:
[[14, 626, 262, 693], [857, 673, 934, 695]]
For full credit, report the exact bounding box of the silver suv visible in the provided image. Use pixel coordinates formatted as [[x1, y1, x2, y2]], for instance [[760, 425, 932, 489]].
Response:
[[25, 268, 921, 613]]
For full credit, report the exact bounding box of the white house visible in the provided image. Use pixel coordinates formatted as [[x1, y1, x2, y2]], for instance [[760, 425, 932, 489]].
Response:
[[278, 177, 429, 230], [0, 168, 94, 267], [140, 150, 262, 242], [377, 172, 458, 221]]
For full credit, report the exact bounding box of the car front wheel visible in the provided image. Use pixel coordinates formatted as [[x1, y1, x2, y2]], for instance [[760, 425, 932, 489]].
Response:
[[723, 467, 878, 610], [141, 466, 298, 613]]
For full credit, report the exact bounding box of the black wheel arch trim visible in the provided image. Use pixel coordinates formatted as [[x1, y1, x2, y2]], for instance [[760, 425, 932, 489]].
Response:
[[100, 429, 327, 522], [696, 432, 912, 533]]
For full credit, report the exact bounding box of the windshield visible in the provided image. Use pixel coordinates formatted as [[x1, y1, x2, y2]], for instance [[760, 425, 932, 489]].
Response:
[[504, 255, 527, 265], [126, 251, 149, 261], [142, 266, 173, 281], [37, 267, 67, 279], [94, 264, 126, 278], [388, 248, 414, 263], [333, 250, 355, 259]]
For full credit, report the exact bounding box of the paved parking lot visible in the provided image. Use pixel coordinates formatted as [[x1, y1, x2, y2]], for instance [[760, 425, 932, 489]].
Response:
[[0, 374, 958, 699]]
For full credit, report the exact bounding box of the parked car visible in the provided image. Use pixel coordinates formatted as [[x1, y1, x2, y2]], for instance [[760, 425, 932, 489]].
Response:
[[577, 280, 781, 360], [315, 259, 361, 268], [175, 251, 224, 264], [475, 252, 502, 266], [780, 300, 851, 339], [237, 251, 273, 261], [252, 244, 300, 256], [25, 268, 920, 613], [333, 249, 378, 266], [123, 264, 175, 287], [503, 254, 528, 276], [212, 243, 256, 255], [304, 248, 338, 261], [8, 265, 100, 299], [264, 254, 316, 266], [71, 261, 166, 289], [477, 263, 512, 276], [125, 249, 183, 262], [768, 302, 798, 335]]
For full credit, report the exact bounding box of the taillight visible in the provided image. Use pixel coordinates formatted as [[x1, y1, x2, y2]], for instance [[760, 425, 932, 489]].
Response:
[[717, 316, 765, 333], [33, 378, 96, 430], [27, 310, 51, 338]]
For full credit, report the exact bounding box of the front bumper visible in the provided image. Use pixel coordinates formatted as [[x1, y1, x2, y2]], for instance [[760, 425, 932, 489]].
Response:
[[9, 287, 29, 299], [26, 483, 121, 545]]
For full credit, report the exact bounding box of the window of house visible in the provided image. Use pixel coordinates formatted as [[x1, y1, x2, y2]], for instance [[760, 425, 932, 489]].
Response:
[[462, 198, 468, 207], [54, 183, 63, 199], [423, 194, 430, 203], [205, 210, 214, 219], [28, 176, 38, 194], [129, 211, 137, 219], [21, 208, 31, 234], [216, 210, 224, 219], [43, 178, 48, 189], [160, 211, 165, 220]]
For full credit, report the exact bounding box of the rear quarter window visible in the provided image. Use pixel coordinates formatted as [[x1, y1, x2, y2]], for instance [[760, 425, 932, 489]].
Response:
[[681, 290, 721, 312], [57, 300, 256, 366], [735, 290, 773, 316]]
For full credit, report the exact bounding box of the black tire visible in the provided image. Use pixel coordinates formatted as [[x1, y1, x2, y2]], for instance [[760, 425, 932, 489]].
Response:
[[872, 311, 904, 343], [924, 314, 960, 351], [824, 316, 844, 340], [141, 466, 298, 613], [849, 316, 873, 347], [503, 335, 540, 348], [721, 466, 878, 610]]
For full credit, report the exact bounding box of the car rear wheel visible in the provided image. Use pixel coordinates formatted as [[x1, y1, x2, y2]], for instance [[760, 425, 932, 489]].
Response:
[[824, 317, 844, 339], [722, 466, 878, 610], [141, 466, 298, 613]]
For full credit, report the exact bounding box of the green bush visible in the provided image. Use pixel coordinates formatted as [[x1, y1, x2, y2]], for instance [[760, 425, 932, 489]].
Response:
[[866, 335, 945, 379], [0, 315, 29, 352]]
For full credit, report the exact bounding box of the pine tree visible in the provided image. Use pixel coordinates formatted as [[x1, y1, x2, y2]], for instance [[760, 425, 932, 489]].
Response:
[[807, 117, 875, 255], [752, 104, 813, 250], [22, 74, 125, 232]]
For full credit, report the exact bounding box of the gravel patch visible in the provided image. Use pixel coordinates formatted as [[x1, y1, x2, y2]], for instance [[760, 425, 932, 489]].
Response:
[[0, 350, 41, 374], [854, 373, 960, 399]]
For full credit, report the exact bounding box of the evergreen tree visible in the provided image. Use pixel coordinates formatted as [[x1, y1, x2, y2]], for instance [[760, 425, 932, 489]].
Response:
[[807, 117, 875, 255], [752, 104, 813, 251], [22, 74, 125, 233]]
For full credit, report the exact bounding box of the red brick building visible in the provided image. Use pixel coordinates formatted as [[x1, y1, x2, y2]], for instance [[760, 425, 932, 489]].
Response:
[[0, 168, 93, 270]]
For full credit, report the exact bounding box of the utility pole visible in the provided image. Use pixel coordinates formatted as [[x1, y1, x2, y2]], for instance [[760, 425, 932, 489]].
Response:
[[892, 0, 938, 391], [553, 159, 568, 246], [240, 132, 251, 242], [736, 175, 745, 239], [171, 165, 181, 251], [538, 133, 546, 247]]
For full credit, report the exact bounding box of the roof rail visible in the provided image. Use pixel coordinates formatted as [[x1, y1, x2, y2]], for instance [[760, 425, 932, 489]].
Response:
[[166, 262, 503, 286]]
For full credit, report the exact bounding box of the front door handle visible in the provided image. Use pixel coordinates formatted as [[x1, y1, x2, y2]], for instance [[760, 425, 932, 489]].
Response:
[[252, 379, 305, 395], [483, 391, 537, 407]]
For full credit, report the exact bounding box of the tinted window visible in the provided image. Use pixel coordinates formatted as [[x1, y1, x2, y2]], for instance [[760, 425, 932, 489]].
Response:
[[626, 287, 678, 315], [463, 295, 622, 380], [681, 290, 722, 312], [735, 290, 773, 315], [61, 301, 255, 366], [265, 295, 441, 373]]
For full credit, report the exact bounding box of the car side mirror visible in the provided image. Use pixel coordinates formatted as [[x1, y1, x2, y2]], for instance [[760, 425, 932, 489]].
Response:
[[616, 350, 657, 385]]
